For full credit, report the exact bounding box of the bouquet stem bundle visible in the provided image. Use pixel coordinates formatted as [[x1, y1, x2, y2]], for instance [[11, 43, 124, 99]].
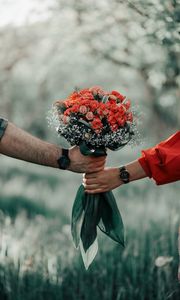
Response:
[[71, 145, 124, 269]]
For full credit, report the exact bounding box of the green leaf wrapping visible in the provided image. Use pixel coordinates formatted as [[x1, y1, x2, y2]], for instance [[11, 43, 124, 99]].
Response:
[[71, 185, 85, 248], [80, 193, 101, 252], [71, 185, 125, 253], [98, 191, 125, 246]]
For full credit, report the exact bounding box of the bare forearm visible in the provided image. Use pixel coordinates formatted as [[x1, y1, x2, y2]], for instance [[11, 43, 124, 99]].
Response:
[[0, 122, 61, 168], [0, 122, 106, 173], [125, 159, 147, 183]]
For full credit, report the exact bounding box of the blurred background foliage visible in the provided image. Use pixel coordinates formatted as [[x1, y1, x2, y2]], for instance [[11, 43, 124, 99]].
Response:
[[0, 0, 180, 299], [0, 0, 179, 136]]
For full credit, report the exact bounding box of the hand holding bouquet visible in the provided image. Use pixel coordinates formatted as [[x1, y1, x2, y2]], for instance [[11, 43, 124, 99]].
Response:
[[53, 86, 136, 269]]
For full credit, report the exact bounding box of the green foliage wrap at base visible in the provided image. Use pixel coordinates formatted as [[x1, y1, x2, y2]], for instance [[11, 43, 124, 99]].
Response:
[[71, 185, 125, 252]]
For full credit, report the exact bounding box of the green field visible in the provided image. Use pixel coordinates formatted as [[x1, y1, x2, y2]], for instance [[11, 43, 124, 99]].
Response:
[[0, 158, 179, 300]]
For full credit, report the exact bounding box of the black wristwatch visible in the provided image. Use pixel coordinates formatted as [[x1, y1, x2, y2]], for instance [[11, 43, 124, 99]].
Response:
[[57, 149, 71, 170], [0, 117, 8, 141], [119, 166, 130, 184]]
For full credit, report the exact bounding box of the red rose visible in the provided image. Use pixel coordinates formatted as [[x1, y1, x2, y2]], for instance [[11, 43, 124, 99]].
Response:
[[117, 105, 126, 116], [126, 112, 133, 122], [124, 100, 131, 110], [70, 92, 79, 100], [90, 101, 99, 112], [96, 108, 104, 117], [108, 95, 117, 105], [111, 124, 119, 131], [117, 117, 126, 126], [71, 104, 80, 113], [111, 90, 126, 102], [79, 89, 95, 101], [64, 108, 71, 116], [108, 103, 119, 113], [91, 118, 103, 131], [108, 115, 117, 125]]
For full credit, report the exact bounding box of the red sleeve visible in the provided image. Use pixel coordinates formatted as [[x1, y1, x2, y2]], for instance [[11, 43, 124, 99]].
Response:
[[138, 131, 180, 185]]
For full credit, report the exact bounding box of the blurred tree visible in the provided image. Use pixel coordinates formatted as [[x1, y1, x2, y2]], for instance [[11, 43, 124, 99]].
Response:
[[0, 0, 179, 140], [68, 0, 180, 128]]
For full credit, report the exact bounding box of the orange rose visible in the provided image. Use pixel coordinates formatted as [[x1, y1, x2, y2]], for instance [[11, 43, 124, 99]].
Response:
[[89, 86, 106, 96], [111, 90, 126, 102], [79, 105, 88, 114], [86, 111, 94, 120], [63, 115, 70, 124], [103, 109, 109, 116]]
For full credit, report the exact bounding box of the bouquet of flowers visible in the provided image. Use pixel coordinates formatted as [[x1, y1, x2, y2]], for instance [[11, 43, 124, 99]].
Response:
[[53, 86, 136, 269]]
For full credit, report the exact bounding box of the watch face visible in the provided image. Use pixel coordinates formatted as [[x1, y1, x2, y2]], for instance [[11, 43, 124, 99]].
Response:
[[120, 170, 129, 180]]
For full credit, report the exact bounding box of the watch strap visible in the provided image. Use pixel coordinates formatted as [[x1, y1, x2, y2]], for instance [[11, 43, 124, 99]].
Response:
[[57, 148, 70, 170], [62, 148, 69, 157], [0, 117, 8, 141]]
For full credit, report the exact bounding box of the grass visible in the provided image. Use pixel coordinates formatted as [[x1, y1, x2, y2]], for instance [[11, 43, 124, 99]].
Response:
[[0, 221, 179, 300], [0, 195, 61, 220], [0, 160, 180, 300]]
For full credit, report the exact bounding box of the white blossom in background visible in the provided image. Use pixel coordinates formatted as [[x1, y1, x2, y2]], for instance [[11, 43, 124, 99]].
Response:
[[155, 256, 173, 268]]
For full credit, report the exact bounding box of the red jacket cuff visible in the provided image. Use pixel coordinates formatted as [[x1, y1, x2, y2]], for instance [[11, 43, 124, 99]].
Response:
[[138, 154, 152, 178]]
